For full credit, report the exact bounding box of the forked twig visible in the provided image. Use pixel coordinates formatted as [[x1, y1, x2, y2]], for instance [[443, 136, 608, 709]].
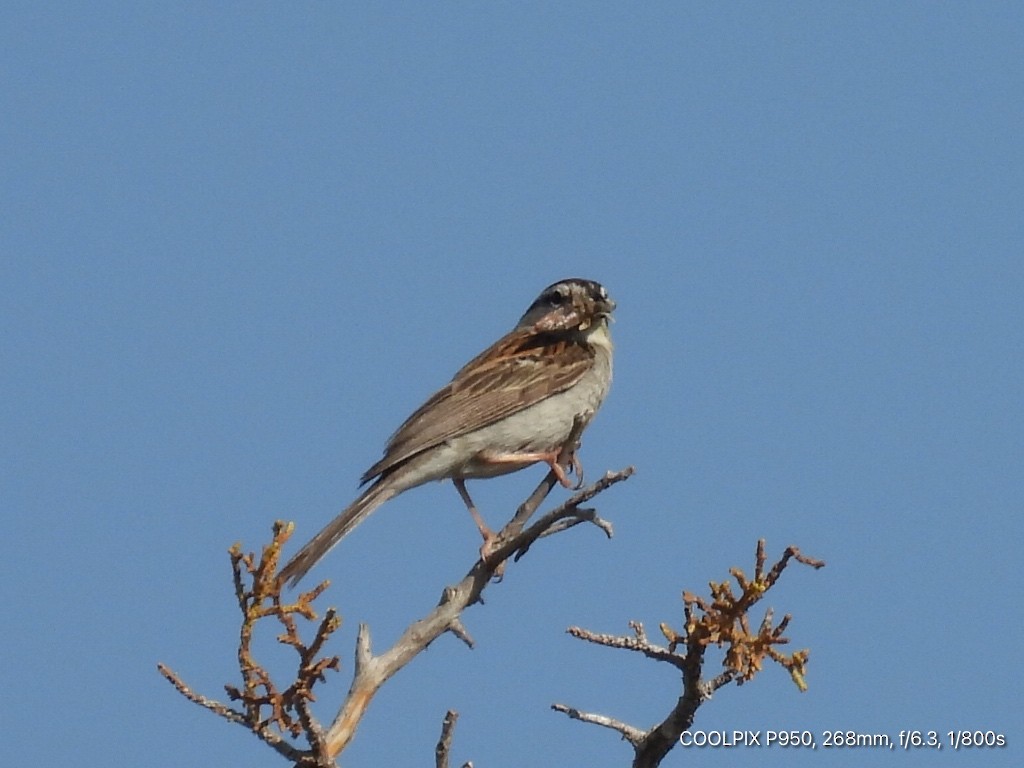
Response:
[[159, 522, 341, 766], [160, 458, 633, 766], [553, 540, 825, 768]]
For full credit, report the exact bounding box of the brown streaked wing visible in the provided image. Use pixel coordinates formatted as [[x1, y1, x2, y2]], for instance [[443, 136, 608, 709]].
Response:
[[360, 329, 594, 482]]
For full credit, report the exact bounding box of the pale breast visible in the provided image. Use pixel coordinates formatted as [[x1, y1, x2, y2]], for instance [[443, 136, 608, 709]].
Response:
[[447, 339, 612, 479]]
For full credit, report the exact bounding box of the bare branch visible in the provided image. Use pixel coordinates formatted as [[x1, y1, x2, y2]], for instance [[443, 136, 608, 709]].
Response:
[[322, 464, 633, 756], [566, 623, 685, 669], [435, 710, 459, 768], [448, 617, 475, 649], [532, 506, 614, 541], [160, 461, 633, 764], [550, 703, 645, 745], [509, 467, 634, 562]]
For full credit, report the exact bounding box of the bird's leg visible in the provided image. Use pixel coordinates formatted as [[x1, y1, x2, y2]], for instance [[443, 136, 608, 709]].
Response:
[[453, 478, 500, 562], [475, 450, 575, 489]]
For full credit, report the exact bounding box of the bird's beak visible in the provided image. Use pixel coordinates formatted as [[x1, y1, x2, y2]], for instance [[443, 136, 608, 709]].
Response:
[[596, 296, 616, 318]]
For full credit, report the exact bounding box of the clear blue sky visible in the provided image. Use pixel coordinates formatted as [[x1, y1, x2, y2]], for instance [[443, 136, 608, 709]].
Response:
[[2, 3, 1020, 766]]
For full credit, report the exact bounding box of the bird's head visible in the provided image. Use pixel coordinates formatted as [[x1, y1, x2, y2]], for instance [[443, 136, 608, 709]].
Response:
[[517, 278, 616, 335]]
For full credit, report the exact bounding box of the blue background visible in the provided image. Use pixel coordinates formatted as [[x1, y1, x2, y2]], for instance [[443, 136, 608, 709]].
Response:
[[2, 3, 1020, 766]]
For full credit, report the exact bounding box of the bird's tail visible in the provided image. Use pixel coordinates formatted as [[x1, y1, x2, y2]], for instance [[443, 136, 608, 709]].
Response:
[[279, 481, 396, 588]]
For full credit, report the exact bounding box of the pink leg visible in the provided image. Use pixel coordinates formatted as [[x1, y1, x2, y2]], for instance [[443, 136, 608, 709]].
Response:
[[453, 478, 500, 561], [476, 450, 575, 489]]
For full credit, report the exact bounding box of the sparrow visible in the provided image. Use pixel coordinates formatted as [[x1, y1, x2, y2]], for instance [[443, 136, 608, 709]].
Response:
[[279, 278, 615, 587]]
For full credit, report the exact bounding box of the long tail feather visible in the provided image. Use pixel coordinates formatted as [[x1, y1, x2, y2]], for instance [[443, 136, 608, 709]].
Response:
[[279, 482, 396, 587]]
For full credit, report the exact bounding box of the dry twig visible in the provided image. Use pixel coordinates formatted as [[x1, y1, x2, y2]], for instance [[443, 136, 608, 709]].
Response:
[[160, 453, 633, 766], [159, 521, 342, 766], [435, 710, 459, 768], [553, 539, 825, 768], [321, 462, 634, 756]]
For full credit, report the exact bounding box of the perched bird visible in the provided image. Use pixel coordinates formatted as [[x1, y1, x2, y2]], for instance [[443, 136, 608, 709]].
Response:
[[279, 278, 615, 587]]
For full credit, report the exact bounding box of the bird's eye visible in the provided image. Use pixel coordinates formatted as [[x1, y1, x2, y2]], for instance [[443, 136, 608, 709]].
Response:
[[548, 291, 566, 305]]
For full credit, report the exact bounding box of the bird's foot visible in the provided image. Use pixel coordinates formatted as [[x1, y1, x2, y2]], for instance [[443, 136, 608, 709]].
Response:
[[569, 451, 584, 489]]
